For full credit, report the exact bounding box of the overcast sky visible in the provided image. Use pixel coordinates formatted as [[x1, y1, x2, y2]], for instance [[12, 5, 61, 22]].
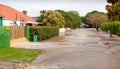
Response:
[[0, 0, 107, 17]]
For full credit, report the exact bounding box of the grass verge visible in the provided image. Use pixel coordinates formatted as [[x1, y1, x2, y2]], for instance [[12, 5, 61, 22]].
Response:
[[0, 48, 41, 63]]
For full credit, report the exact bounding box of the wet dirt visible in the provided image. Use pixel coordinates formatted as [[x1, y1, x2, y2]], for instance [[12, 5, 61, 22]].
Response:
[[32, 28, 120, 69]]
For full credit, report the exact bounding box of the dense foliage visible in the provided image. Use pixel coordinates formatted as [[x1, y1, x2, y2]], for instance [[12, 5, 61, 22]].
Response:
[[100, 22, 110, 32], [106, 0, 120, 21], [30, 27, 59, 41], [37, 10, 46, 22], [22, 10, 27, 15], [83, 11, 108, 31], [101, 0, 120, 37], [107, 0, 118, 4], [37, 10, 65, 28], [37, 10, 81, 29], [56, 10, 81, 29], [100, 21, 120, 37]]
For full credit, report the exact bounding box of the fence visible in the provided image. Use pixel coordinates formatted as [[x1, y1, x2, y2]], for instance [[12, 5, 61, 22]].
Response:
[[10, 26, 25, 40]]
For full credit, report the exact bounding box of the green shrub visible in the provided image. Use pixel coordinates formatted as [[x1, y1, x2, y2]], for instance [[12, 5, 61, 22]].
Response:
[[100, 21, 120, 36], [30, 27, 59, 41], [100, 22, 109, 32]]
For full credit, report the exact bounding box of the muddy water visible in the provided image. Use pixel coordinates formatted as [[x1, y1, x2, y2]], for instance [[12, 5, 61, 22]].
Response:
[[32, 28, 120, 69]]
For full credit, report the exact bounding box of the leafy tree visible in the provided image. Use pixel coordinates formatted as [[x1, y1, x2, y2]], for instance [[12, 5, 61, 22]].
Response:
[[55, 10, 71, 28], [42, 10, 65, 28], [67, 11, 81, 29], [101, 0, 120, 37], [106, 0, 120, 21], [107, 0, 119, 4], [84, 11, 108, 31], [22, 10, 27, 15], [37, 10, 46, 22], [81, 16, 93, 28], [100, 21, 120, 37], [37, 10, 81, 29], [56, 10, 81, 29]]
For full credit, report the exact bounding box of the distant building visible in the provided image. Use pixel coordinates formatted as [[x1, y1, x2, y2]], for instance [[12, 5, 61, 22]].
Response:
[[0, 4, 37, 26]]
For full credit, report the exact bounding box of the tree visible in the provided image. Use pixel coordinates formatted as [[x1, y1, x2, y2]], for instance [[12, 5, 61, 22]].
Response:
[[84, 11, 108, 31], [22, 10, 27, 15], [106, 0, 120, 21], [56, 10, 73, 28], [37, 10, 46, 22], [56, 10, 81, 29], [100, 21, 120, 37], [42, 10, 65, 28], [107, 0, 119, 4], [101, 0, 120, 37], [67, 11, 81, 29]]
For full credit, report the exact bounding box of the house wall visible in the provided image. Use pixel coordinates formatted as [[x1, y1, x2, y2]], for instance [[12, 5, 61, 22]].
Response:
[[3, 20, 13, 26], [3, 19, 24, 26], [2, 19, 37, 26]]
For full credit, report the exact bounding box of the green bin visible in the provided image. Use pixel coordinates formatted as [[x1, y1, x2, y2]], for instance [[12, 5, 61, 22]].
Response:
[[0, 17, 3, 26], [33, 35, 37, 42]]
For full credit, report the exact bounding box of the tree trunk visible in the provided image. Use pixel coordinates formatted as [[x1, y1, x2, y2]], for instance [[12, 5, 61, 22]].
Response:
[[96, 27, 99, 31], [110, 30, 112, 37]]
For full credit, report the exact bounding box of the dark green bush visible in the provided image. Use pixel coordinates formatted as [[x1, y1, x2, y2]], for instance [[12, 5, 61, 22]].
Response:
[[30, 27, 59, 41], [100, 21, 120, 36]]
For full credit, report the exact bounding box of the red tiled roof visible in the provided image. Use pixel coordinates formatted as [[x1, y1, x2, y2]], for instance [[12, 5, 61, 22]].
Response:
[[0, 4, 35, 22]]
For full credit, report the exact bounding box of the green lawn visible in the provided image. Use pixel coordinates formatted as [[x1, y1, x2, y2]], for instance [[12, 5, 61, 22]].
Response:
[[0, 48, 41, 63]]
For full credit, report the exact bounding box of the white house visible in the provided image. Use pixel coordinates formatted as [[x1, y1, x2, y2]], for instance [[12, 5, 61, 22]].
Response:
[[0, 4, 37, 26]]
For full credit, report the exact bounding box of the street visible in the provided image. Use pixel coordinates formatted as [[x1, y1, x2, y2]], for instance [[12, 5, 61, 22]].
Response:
[[31, 28, 120, 69]]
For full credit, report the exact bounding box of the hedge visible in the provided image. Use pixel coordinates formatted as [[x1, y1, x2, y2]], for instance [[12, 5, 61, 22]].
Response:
[[100, 21, 120, 36], [30, 27, 59, 41]]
